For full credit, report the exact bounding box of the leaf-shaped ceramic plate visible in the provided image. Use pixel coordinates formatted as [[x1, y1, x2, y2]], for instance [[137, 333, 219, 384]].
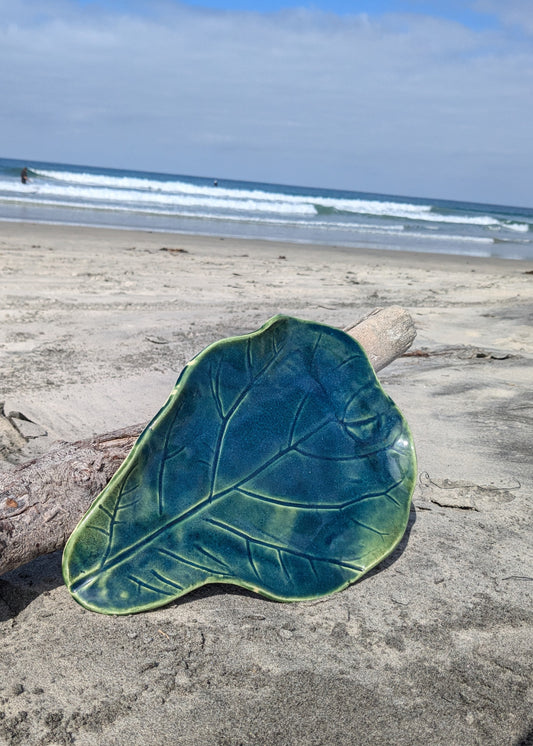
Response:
[[63, 315, 416, 614]]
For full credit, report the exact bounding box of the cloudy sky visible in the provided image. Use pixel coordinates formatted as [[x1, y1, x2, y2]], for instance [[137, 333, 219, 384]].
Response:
[[1, 0, 532, 205]]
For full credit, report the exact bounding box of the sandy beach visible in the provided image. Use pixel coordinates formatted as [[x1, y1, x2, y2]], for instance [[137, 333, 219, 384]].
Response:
[[1, 221, 532, 745]]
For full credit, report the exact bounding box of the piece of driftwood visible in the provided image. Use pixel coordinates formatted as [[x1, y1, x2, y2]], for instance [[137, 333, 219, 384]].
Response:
[[0, 307, 415, 576]]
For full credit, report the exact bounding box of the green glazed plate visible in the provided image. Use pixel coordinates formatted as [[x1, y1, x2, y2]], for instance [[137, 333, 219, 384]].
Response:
[[63, 315, 416, 614]]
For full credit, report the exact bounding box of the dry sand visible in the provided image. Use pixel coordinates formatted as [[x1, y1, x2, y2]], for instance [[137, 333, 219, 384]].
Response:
[[0, 222, 532, 745]]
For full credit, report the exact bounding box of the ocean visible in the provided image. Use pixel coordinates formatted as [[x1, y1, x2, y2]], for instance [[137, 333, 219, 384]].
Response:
[[1, 157, 532, 260]]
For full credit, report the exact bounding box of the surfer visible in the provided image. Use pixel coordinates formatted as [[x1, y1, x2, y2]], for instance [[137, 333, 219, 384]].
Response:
[[20, 167, 29, 184]]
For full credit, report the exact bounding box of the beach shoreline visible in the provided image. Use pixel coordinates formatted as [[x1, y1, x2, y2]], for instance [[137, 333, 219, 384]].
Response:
[[3, 157, 533, 261], [1, 220, 532, 745], [2, 218, 532, 266]]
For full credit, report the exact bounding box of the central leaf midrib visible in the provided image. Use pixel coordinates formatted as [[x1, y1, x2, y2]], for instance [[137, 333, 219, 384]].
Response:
[[70, 409, 336, 591]]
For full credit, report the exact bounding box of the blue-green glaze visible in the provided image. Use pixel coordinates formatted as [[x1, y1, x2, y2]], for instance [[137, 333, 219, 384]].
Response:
[[62, 316, 416, 615]]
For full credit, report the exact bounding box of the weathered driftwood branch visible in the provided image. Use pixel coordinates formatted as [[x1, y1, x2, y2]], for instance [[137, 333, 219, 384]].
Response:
[[0, 307, 415, 576], [343, 305, 417, 372]]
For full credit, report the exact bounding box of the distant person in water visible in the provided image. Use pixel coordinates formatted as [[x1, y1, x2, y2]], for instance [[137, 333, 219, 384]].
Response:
[[20, 167, 29, 184]]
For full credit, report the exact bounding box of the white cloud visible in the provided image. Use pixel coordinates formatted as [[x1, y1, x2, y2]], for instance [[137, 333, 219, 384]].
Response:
[[0, 0, 532, 204]]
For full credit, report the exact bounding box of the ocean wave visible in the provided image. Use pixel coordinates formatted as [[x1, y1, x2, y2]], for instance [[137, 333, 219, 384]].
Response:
[[0, 191, 406, 233], [34, 168, 198, 194], [0, 182, 528, 249], [18, 169, 533, 234], [0, 180, 316, 216], [326, 198, 515, 228], [33, 168, 319, 205], [503, 222, 530, 232], [34, 170, 434, 221], [0, 192, 498, 247]]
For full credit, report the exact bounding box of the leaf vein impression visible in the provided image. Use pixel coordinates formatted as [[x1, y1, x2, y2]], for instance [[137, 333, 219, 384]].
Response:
[[128, 573, 175, 597], [98, 463, 139, 569], [348, 516, 390, 538], [116, 496, 143, 511], [195, 545, 231, 571], [207, 340, 284, 501], [235, 478, 404, 510], [205, 517, 363, 573], [157, 547, 228, 576], [337, 351, 363, 371], [210, 357, 224, 418], [247, 540, 261, 581], [87, 524, 110, 537], [151, 569, 184, 591], [278, 549, 291, 581], [342, 380, 374, 418], [157, 402, 183, 516], [288, 390, 311, 447]]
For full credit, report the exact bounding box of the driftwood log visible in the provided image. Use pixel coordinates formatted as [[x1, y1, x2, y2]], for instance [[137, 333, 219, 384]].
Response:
[[0, 306, 415, 576]]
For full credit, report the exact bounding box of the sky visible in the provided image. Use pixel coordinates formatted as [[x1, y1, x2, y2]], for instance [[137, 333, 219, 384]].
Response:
[[1, 0, 532, 205]]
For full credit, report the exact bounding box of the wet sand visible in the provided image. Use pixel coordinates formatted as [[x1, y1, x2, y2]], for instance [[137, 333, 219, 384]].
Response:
[[1, 222, 532, 745]]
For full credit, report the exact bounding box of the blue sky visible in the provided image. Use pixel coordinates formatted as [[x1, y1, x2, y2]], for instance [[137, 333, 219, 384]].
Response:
[[72, 0, 508, 31], [170, 0, 498, 29], [1, 0, 532, 205]]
